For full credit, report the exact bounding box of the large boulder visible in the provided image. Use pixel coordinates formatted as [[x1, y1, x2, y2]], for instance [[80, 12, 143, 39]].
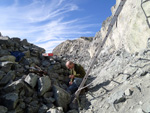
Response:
[[0, 71, 5, 80], [0, 106, 8, 113], [0, 55, 16, 62], [0, 61, 14, 73], [21, 39, 29, 46], [0, 36, 10, 46], [53, 85, 71, 111], [0, 71, 15, 86], [42, 60, 50, 67], [38, 76, 51, 96], [3, 79, 24, 93], [24, 73, 38, 88], [46, 107, 64, 113], [38, 104, 48, 113], [24, 83, 34, 97], [1, 93, 18, 110], [0, 50, 10, 57]]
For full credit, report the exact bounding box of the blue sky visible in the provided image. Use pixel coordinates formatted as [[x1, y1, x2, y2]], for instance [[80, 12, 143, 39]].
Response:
[[0, 0, 115, 52]]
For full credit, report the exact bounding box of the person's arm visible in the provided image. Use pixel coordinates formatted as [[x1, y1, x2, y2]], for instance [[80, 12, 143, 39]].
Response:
[[69, 73, 81, 78]]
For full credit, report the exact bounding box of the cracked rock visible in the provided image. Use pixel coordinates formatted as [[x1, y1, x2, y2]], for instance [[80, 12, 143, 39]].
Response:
[[38, 76, 51, 96], [24, 73, 38, 88]]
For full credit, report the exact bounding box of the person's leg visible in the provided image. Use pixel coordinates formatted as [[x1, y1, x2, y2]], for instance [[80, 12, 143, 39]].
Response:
[[74, 78, 83, 87], [67, 82, 78, 94]]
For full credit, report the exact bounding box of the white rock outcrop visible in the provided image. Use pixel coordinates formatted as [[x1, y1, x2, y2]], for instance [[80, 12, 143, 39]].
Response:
[[92, 0, 150, 54]]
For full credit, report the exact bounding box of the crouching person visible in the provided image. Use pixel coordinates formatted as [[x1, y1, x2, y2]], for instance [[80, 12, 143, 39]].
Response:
[[66, 61, 86, 94]]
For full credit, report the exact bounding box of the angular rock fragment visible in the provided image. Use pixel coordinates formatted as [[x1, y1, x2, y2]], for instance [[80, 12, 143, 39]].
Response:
[[0, 71, 15, 85], [38, 104, 48, 113], [26, 105, 39, 113], [0, 71, 5, 80], [24, 73, 38, 88], [42, 60, 50, 67], [0, 61, 14, 73], [53, 85, 71, 111], [0, 55, 16, 62], [124, 88, 133, 96], [24, 83, 34, 97], [3, 79, 24, 93], [0, 105, 8, 113], [43, 92, 53, 98], [47, 108, 64, 113], [1, 93, 18, 110], [38, 76, 51, 96], [0, 50, 10, 57]]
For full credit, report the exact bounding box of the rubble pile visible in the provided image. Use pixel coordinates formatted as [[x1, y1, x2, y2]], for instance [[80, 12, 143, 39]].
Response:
[[0, 34, 76, 113]]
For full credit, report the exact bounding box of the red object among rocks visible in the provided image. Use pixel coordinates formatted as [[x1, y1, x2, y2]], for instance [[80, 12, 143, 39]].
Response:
[[42, 53, 53, 56]]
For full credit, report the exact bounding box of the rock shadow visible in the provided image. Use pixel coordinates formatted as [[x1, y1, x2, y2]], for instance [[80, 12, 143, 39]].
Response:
[[89, 80, 111, 92]]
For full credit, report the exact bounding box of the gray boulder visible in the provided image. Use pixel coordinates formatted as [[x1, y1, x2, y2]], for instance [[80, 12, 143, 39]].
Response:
[[46, 108, 64, 113], [48, 72, 59, 79], [11, 37, 20, 43], [7, 105, 24, 113], [30, 100, 39, 106], [3, 79, 24, 93], [19, 102, 25, 109], [53, 85, 71, 111], [44, 97, 55, 104], [0, 55, 16, 62], [0, 71, 5, 80], [24, 73, 38, 88], [23, 50, 30, 58], [26, 105, 39, 113], [0, 61, 14, 73], [24, 97, 32, 103], [38, 76, 51, 96], [21, 39, 29, 46], [1, 93, 18, 110], [0, 37, 10, 46], [67, 110, 78, 113], [0, 71, 15, 85], [26, 100, 40, 113], [0, 105, 8, 113], [38, 104, 48, 113], [13, 64, 24, 73], [24, 83, 34, 97], [43, 92, 53, 98], [42, 60, 50, 67], [31, 57, 40, 65], [53, 64, 61, 70], [0, 50, 10, 57]]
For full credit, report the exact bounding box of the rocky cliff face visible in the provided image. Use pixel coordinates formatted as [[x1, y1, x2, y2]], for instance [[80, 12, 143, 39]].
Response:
[[53, 37, 93, 69], [93, 0, 150, 54], [54, 0, 150, 58]]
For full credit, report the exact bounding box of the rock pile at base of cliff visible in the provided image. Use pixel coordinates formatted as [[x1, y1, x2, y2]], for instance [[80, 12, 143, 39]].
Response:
[[0, 34, 78, 113]]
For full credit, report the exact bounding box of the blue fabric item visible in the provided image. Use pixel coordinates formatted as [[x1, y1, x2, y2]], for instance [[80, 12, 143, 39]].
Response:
[[67, 78, 83, 94], [67, 82, 78, 94], [10, 51, 25, 62], [74, 78, 83, 87]]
